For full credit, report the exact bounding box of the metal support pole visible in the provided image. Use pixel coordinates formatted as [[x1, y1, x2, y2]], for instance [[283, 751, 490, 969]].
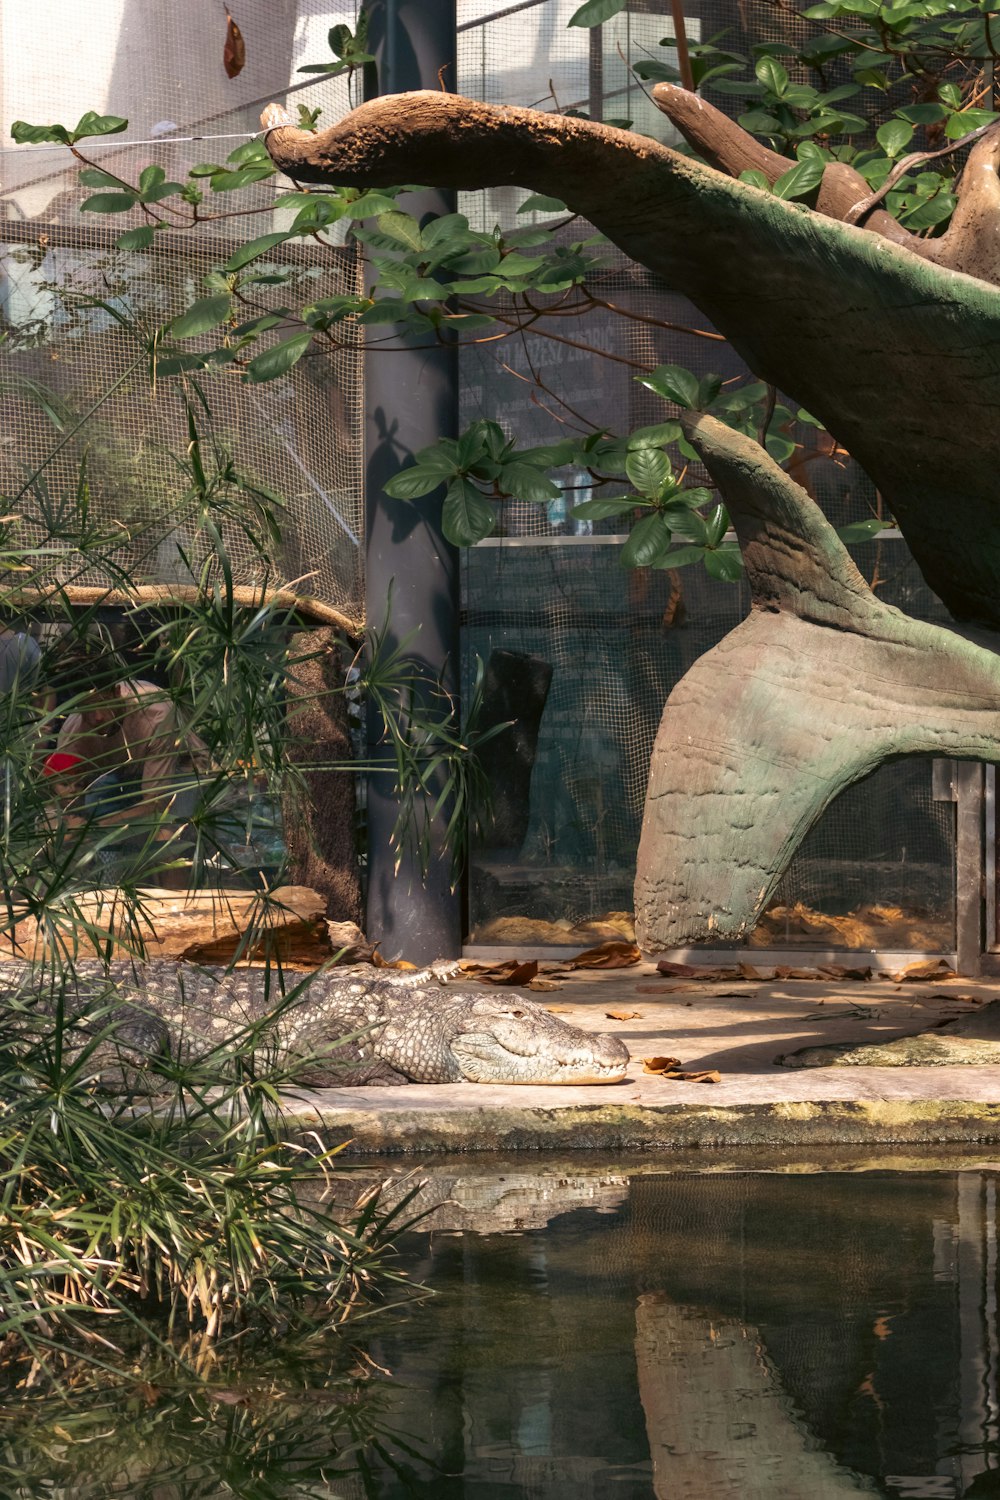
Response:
[[955, 760, 985, 976], [362, 1, 462, 963]]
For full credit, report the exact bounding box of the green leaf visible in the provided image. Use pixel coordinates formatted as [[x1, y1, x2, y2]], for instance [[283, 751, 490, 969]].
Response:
[[653, 544, 707, 569], [568, 0, 627, 25], [116, 225, 157, 250], [517, 194, 568, 214], [896, 103, 948, 124], [703, 503, 730, 548], [703, 544, 744, 581], [11, 119, 71, 145], [210, 164, 276, 192], [627, 421, 683, 449], [384, 463, 454, 499], [946, 108, 998, 139], [739, 168, 772, 191], [637, 364, 701, 409], [71, 111, 128, 141], [698, 374, 724, 408], [621, 512, 674, 568], [876, 118, 914, 157], [79, 167, 124, 188], [329, 22, 353, 56], [836, 517, 890, 541], [755, 56, 789, 96], [169, 295, 232, 339], [376, 211, 424, 251], [224, 233, 291, 272], [347, 191, 405, 218], [80, 192, 137, 214], [139, 164, 166, 196], [569, 496, 637, 519], [498, 461, 561, 502], [625, 447, 671, 496], [772, 157, 825, 199], [243, 330, 313, 382], [443, 479, 496, 545]]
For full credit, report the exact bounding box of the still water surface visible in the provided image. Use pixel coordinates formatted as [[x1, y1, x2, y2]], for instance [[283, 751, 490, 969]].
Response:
[[6, 1160, 1000, 1499]]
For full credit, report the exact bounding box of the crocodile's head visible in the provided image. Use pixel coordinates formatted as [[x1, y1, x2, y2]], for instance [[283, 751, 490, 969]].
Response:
[[379, 989, 630, 1085]]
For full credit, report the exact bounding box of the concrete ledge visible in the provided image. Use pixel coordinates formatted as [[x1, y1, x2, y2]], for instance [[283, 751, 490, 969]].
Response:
[[288, 1094, 1000, 1154]]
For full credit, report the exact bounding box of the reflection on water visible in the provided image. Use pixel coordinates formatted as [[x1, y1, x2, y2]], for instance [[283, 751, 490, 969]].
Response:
[[363, 1171, 1000, 1499], [6, 1167, 1000, 1498]]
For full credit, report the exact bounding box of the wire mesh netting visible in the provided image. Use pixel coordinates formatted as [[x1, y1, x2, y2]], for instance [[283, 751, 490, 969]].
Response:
[[1, 1, 366, 624], [457, 0, 957, 951]]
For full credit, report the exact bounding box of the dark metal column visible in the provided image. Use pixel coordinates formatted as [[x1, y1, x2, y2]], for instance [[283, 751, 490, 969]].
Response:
[[955, 760, 986, 976], [363, 0, 461, 962]]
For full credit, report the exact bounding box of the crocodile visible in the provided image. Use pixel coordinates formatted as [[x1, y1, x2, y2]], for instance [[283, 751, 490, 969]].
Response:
[[0, 960, 631, 1086]]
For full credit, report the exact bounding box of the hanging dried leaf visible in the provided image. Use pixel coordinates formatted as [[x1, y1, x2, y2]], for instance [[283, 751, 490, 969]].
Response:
[[569, 940, 642, 969], [605, 1009, 642, 1021], [224, 14, 246, 78]]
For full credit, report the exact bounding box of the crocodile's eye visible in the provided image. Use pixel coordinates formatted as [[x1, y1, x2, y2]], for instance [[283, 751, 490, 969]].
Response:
[[511, 1009, 524, 1018]]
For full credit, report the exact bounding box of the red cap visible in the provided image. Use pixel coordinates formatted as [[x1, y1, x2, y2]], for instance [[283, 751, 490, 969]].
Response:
[[43, 752, 84, 776]]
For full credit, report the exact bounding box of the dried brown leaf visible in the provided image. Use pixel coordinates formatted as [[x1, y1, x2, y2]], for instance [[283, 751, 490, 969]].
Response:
[[224, 14, 246, 78], [569, 940, 641, 969], [642, 1055, 683, 1073], [528, 977, 562, 992], [605, 1009, 642, 1021], [372, 951, 417, 970], [545, 1005, 574, 1014], [889, 958, 955, 983], [656, 959, 737, 981]]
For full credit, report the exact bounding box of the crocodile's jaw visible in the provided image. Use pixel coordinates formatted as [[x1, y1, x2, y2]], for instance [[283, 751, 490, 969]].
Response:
[[450, 1030, 629, 1085]]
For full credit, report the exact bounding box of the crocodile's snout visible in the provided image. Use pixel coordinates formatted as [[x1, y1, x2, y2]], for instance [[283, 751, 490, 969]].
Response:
[[450, 997, 629, 1085]]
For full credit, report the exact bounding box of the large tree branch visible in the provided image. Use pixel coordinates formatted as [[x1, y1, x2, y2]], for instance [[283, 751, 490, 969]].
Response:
[[262, 93, 1000, 632], [651, 84, 1000, 287]]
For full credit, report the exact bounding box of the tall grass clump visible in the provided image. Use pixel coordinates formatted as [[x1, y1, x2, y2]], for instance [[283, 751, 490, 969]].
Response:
[[0, 973, 421, 1379], [0, 372, 428, 1386]]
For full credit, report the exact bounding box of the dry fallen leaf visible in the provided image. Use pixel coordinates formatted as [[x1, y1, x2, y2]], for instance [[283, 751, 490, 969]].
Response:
[[569, 940, 642, 969], [656, 959, 738, 981], [890, 958, 955, 983], [545, 1005, 574, 1014], [605, 1009, 642, 1021], [642, 1056, 721, 1083], [460, 958, 539, 985], [223, 13, 246, 78], [636, 982, 700, 995], [372, 951, 417, 971], [528, 977, 562, 992]]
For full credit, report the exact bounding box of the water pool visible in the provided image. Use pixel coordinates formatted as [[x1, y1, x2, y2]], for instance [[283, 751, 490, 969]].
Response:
[[6, 1155, 1000, 1499]]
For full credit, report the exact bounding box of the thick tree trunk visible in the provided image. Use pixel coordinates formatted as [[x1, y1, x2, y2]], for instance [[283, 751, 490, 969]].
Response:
[[635, 416, 1000, 949], [261, 92, 1000, 952]]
